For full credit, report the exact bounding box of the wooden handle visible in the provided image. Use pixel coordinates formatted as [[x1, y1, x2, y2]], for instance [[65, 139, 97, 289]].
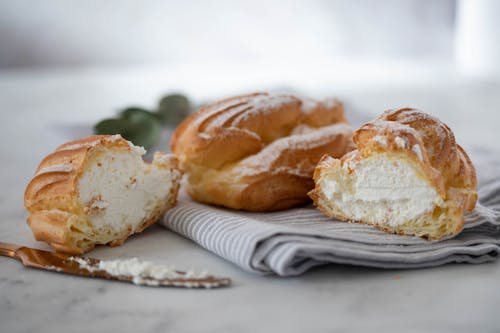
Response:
[[0, 242, 22, 259]]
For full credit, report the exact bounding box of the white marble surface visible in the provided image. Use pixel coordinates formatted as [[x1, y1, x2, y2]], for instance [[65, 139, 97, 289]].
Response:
[[1, 64, 500, 333]]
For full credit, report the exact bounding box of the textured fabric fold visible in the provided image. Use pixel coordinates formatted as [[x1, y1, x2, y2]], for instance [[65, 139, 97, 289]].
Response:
[[160, 160, 500, 276]]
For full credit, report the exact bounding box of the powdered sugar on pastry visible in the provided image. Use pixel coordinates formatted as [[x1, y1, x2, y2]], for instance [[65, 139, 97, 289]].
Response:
[[412, 144, 423, 161], [309, 108, 477, 240], [24, 135, 182, 254], [395, 136, 406, 148], [200, 93, 299, 134], [372, 135, 388, 146], [236, 123, 352, 178], [171, 92, 353, 211]]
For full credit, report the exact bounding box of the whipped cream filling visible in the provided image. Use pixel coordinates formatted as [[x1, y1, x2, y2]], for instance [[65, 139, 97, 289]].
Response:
[[77, 145, 174, 236], [69, 257, 219, 288], [320, 154, 442, 227]]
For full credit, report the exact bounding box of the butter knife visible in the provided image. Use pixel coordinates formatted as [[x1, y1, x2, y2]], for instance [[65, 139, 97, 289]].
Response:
[[0, 242, 231, 288]]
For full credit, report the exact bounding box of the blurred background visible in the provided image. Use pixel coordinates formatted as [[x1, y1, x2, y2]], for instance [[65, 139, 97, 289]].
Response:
[[1, 0, 499, 75], [0, 0, 456, 68], [0, 0, 499, 154]]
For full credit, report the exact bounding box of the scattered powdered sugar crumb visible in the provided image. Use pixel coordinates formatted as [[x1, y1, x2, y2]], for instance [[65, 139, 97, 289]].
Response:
[[198, 132, 212, 140], [412, 144, 423, 161], [394, 136, 406, 148], [372, 135, 388, 146], [69, 257, 214, 288]]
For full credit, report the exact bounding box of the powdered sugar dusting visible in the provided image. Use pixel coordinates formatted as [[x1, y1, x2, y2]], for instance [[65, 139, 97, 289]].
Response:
[[364, 120, 417, 136], [395, 136, 406, 148], [413, 144, 423, 161], [290, 124, 315, 135], [372, 135, 388, 146], [198, 132, 212, 139], [385, 109, 449, 143], [236, 123, 352, 178], [299, 97, 317, 115], [203, 102, 251, 132], [201, 93, 298, 134], [251, 93, 296, 110], [230, 94, 298, 127]]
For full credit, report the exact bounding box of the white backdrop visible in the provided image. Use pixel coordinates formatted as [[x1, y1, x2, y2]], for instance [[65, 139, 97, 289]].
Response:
[[0, 0, 455, 69]]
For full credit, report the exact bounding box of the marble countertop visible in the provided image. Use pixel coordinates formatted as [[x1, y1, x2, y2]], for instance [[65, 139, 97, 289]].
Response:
[[1, 65, 500, 333]]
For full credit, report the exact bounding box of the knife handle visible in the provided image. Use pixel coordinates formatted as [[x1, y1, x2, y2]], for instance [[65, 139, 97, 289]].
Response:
[[0, 242, 22, 259]]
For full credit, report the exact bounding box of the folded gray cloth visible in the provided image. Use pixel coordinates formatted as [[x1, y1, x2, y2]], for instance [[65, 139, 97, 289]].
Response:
[[160, 154, 500, 276]]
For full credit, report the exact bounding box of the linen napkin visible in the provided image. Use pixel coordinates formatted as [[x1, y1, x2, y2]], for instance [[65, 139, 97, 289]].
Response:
[[160, 151, 500, 276]]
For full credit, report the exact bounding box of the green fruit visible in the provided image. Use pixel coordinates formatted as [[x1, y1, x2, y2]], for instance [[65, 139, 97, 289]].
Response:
[[120, 107, 158, 122], [126, 116, 162, 149], [157, 94, 190, 126], [94, 108, 162, 149], [94, 118, 129, 135]]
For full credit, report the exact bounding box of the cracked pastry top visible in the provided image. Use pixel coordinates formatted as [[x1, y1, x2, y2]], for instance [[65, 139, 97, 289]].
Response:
[[170, 92, 354, 211], [309, 108, 477, 240]]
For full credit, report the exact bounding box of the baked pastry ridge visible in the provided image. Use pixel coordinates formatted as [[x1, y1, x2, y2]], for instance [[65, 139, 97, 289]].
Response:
[[309, 108, 477, 240], [170, 92, 354, 211], [24, 135, 181, 254]]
